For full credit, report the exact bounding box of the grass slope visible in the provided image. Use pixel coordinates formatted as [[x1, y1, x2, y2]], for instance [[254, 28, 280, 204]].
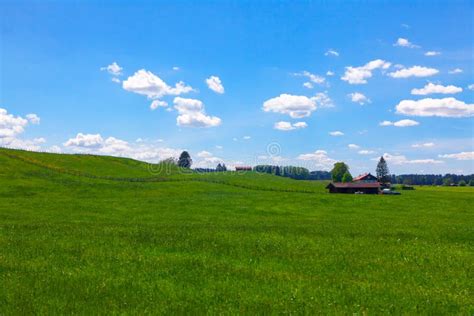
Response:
[[0, 148, 473, 314]]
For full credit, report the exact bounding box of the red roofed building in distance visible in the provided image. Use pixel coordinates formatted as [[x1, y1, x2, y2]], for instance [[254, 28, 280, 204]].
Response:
[[326, 172, 380, 194]]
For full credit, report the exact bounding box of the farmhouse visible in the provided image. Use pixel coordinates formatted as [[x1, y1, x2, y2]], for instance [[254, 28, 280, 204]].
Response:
[[353, 173, 378, 182], [326, 173, 380, 194]]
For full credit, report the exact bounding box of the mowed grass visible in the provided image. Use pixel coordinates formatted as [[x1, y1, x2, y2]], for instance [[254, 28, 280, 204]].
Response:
[[0, 148, 473, 314]]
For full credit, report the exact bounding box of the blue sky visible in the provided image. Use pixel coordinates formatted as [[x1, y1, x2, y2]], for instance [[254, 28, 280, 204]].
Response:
[[1, 1, 473, 174]]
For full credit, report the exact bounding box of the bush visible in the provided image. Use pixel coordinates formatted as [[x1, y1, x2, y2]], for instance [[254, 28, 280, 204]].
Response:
[[458, 180, 466, 187]]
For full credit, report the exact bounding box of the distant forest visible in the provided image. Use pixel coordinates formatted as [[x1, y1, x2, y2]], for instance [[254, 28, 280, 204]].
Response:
[[194, 164, 474, 186]]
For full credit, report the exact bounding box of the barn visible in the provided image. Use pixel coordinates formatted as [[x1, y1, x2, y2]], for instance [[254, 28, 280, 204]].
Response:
[[353, 173, 378, 182], [326, 182, 380, 194], [326, 172, 381, 194]]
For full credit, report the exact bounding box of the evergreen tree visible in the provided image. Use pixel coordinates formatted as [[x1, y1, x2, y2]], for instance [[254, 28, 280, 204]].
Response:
[[275, 166, 281, 176], [178, 151, 192, 168], [376, 156, 390, 184]]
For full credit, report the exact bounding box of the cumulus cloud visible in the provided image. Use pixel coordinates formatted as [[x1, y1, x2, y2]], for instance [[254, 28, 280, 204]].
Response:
[[468, 84, 474, 91], [325, 49, 339, 57], [303, 82, 313, 89], [0, 108, 43, 150], [412, 142, 435, 148], [379, 119, 419, 127], [294, 71, 326, 87], [329, 131, 344, 136], [173, 97, 221, 128], [313, 92, 334, 108], [26, 113, 40, 124], [150, 100, 168, 110], [377, 153, 443, 165], [358, 150, 375, 155], [64, 133, 104, 148], [111, 77, 121, 84], [348, 92, 371, 105], [0, 108, 28, 139], [425, 51, 441, 56], [341, 59, 391, 84], [101, 62, 123, 76], [388, 66, 439, 78], [348, 144, 360, 149], [448, 68, 463, 74], [243, 136, 251, 140], [205, 76, 225, 94], [274, 121, 308, 131], [297, 149, 337, 170], [122, 69, 194, 99], [411, 83, 462, 95], [64, 134, 183, 163], [263, 94, 317, 118], [326, 71, 334, 76], [438, 152, 474, 160], [394, 38, 419, 48], [395, 98, 474, 118]]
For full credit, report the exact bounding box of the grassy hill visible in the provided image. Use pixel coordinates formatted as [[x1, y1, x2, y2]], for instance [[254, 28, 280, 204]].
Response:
[[0, 147, 473, 314]]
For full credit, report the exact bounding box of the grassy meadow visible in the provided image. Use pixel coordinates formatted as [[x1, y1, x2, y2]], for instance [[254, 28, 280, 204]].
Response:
[[0, 148, 473, 314]]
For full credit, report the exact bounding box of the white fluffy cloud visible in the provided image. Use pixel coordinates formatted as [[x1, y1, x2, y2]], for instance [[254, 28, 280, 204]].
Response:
[[388, 66, 439, 78], [173, 97, 221, 128], [0, 108, 43, 150], [26, 113, 40, 124], [63, 134, 183, 163], [101, 62, 123, 76], [294, 71, 326, 87], [438, 152, 474, 160], [395, 98, 474, 118], [205, 76, 225, 94], [394, 38, 419, 48], [64, 133, 104, 148], [348, 92, 371, 105], [358, 150, 375, 155], [123, 69, 194, 99], [263, 94, 317, 118], [411, 83, 462, 95], [326, 71, 334, 76], [303, 82, 313, 89], [274, 121, 308, 131], [377, 153, 443, 165], [0, 108, 28, 138], [329, 131, 344, 136], [412, 142, 435, 148], [325, 49, 339, 57], [297, 149, 337, 170], [341, 59, 391, 84], [348, 144, 360, 149], [379, 119, 419, 127], [468, 84, 474, 91], [150, 100, 168, 110], [313, 92, 334, 108], [425, 51, 441, 56], [448, 68, 463, 74]]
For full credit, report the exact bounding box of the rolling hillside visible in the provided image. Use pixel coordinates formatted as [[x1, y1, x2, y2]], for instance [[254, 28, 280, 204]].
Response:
[[0, 147, 473, 314]]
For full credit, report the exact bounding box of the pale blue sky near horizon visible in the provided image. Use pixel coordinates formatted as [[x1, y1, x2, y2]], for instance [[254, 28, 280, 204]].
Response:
[[1, 1, 473, 174]]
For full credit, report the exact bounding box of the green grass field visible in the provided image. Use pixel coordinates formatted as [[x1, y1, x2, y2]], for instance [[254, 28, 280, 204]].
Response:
[[0, 147, 473, 314]]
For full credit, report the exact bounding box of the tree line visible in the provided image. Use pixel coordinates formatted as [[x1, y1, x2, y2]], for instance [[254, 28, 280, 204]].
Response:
[[175, 151, 474, 186]]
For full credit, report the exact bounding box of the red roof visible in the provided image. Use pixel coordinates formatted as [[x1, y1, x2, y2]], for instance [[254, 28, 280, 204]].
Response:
[[326, 182, 380, 189], [353, 173, 377, 181]]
